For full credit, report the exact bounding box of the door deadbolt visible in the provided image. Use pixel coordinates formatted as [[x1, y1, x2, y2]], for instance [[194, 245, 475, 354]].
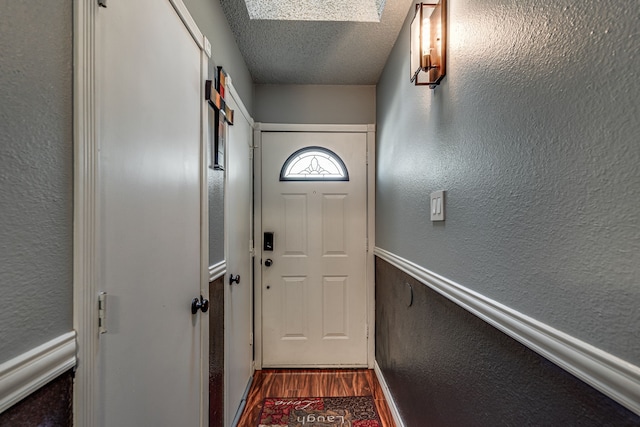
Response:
[[264, 232, 274, 251]]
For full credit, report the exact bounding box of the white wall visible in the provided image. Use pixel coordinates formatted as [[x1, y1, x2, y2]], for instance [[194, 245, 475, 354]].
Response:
[[255, 84, 375, 124], [376, 0, 640, 365]]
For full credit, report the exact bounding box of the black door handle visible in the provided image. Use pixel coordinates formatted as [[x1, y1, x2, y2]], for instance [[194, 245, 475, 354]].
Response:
[[191, 295, 209, 314], [229, 274, 241, 285], [264, 258, 273, 267]]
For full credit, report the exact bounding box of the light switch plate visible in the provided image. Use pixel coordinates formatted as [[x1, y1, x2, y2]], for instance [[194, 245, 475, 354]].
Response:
[[204, 37, 212, 58], [430, 190, 445, 221]]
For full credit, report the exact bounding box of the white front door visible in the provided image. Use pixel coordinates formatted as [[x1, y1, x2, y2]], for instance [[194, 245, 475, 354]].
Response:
[[97, 1, 205, 425], [261, 132, 369, 367]]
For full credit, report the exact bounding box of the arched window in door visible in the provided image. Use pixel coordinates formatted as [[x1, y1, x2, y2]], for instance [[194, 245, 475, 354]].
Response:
[[279, 146, 349, 181]]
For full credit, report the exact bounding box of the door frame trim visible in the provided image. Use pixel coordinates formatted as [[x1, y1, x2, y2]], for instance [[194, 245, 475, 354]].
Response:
[[72, 1, 210, 425], [198, 34, 211, 427], [252, 123, 376, 369], [257, 123, 372, 133], [72, 0, 99, 424]]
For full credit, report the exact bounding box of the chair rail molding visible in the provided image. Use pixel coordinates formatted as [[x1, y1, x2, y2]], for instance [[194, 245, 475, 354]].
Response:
[[374, 247, 640, 416], [0, 332, 76, 413], [209, 260, 227, 282]]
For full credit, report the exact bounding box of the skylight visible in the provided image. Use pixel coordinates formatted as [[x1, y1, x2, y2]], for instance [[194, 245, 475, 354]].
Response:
[[243, 0, 387, 22]]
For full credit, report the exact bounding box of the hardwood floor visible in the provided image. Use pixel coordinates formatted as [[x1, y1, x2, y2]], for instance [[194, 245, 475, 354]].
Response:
[[236, 369, 395, 427]]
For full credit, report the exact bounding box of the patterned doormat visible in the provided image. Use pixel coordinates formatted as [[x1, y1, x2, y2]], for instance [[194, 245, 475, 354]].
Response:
[[257, 396, 381, 427]]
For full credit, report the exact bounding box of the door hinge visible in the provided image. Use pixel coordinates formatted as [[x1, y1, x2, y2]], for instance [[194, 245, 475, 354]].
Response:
[[98, 292, 107, 334], [249, 239, 255, 256], [250, 332, 254, 346], [365, 324, 369, 339]]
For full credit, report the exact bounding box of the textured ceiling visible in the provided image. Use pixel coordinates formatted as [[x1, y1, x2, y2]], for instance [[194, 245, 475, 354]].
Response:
[[219, 0, 415, 85], [243, 0, 387, 22]]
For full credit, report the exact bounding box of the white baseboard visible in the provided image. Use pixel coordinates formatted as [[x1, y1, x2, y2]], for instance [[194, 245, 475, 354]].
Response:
[[209, 260, 226, 282], [231, 374, 254, 427], [0, 331, 77, 413], [374, 247, 640, 416], [374, 360, 405, 427]]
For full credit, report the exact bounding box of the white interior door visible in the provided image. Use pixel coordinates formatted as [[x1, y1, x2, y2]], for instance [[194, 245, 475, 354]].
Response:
[[261, 132, 369, 367], [97, 1, 205, 425], [224, 94, 254, 424]]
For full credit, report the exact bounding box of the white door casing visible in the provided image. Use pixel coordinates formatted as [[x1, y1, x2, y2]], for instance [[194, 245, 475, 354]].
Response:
[[260, 131, 370, 367], [95, 1, 206, 425]]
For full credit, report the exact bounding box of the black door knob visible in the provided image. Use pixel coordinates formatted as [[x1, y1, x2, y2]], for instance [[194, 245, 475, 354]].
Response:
[[191, 295, 209, 314], [264, 258, 273, 267], [229, 274, 241, 285]]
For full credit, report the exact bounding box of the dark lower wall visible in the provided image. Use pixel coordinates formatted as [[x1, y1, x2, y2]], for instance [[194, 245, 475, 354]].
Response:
[[209, 276, 225, 427], [0, 370, 73, 427], [375, 258, 640, 426]]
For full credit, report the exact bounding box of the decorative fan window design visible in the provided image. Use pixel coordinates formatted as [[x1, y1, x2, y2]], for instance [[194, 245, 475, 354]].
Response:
[[280, 146, 349, 181]]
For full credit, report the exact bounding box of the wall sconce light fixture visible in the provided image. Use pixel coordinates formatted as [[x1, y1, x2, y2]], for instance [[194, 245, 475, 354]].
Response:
[[410, 1, 446, 88]]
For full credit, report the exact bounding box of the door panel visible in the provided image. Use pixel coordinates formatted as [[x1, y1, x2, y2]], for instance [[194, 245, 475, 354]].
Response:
[[323, 276, 348, 337], [97, 0, 203, 425], [323, 194, 348, 255], [261, 132, 368, 367], [283, 194, 307, 255], [282, 276, 308, 338]]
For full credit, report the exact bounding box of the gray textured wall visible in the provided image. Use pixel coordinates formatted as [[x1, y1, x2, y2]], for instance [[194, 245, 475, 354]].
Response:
[[208, 165, 225, 265], [207, 60, 225, 265], [376, 0, 640, 365], [184, 0, 255, 265], [254, 85, 376, 124], [376, 259, 640, 425], [0, 0, 73, 362], [182, 0, 254, 114]]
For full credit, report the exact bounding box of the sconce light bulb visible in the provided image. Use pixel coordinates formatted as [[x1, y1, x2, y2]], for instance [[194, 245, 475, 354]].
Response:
[[422, 53, 432, 70]]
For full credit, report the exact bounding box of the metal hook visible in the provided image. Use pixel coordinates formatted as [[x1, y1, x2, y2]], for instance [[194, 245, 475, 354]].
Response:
[[405, 282, 414, 307]]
